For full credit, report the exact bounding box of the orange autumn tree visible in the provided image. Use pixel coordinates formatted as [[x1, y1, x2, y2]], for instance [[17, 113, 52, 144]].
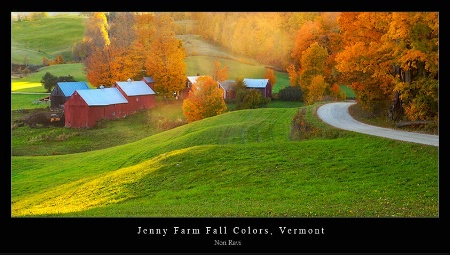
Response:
[[107, 12, 142, 82], [145, 14, 186, 99], [182, 75, 227, 123], [134, 13, 156, 78], [335, 12, 393, 113], [263, 68, 277, 88], [336, 12, 438, 122], [385, 12, 439, 121], [83, 12, 112, 87], [286, 64, 299, 87], [212, 60, 229, 82], [330, 82, 344, 101]]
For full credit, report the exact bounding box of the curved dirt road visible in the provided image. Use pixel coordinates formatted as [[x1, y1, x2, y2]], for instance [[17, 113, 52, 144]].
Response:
[[317, 101, 439, 147]]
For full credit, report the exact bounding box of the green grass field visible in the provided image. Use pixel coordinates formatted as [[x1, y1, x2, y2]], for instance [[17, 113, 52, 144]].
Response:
[[11, 104, 438, 217]]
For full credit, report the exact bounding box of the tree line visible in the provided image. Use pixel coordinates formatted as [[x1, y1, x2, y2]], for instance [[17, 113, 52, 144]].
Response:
[[73, 12, 186, 100], [192, 12, 438, 122], [72, 12, 438, 123]]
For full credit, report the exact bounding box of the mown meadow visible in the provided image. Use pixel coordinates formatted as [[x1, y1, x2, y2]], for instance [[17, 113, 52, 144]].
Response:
[[11, 94, 439, 217], [11, 14, 437, 217]]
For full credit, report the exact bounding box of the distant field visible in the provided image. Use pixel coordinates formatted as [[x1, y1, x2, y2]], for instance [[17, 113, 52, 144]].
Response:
[[11, 63, 90, 93], [11, 14, 86, 64]]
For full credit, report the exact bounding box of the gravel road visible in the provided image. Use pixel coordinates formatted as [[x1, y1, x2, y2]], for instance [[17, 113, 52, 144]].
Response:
[[317, 101, 439, 147]]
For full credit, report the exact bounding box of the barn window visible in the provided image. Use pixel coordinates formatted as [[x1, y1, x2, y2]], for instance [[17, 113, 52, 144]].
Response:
[[136, 97, 139, 101]]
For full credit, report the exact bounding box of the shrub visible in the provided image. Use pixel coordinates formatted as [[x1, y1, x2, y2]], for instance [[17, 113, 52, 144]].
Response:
[[278, 86, 303, 101], [235, 89, 270, 110]]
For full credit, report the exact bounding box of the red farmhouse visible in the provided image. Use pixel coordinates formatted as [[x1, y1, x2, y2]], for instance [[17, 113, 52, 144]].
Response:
[[243, 78, 272, 98], [64, 87, 128, 128], [114, 80, 156, 113]]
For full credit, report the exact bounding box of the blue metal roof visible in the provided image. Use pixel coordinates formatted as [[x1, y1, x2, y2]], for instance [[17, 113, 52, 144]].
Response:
[[115, 80, 156, 96], [57, 82, 90, 96], [143, 76, 156, 83], [76, 87, 128, 106], [243, 78, 269, 88]]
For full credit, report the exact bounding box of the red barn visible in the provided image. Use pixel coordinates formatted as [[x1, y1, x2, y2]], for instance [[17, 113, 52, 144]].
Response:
[[218, 80, 237, 99], [180, 76, 199, 99], [142, 76, 156, 91], [64, 87, 128, 128], [243, 78, 272, 98], [114, 80, 156, 113]]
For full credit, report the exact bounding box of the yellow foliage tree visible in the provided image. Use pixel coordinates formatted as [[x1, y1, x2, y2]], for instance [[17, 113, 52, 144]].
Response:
[[299, 42, 328, 100], [306, 75, 328, 105], [286, 64, 299, 87]]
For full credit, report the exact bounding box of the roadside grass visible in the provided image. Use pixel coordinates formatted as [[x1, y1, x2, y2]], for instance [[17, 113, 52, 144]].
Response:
[[12, 103, 438, 217], [348, 103, 439, 135]]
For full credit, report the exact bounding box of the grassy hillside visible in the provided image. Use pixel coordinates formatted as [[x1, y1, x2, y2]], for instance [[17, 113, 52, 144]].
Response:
[[11, 14, 86, 65], [11, 105, 438, 217], [11, 63, 90, 93]]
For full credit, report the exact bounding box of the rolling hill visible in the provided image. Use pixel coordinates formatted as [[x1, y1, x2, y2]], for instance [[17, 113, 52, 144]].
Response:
[[12, 105, 438, 217]]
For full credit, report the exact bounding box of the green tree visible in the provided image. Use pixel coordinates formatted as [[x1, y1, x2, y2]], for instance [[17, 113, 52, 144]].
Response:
[[235, 78, 270, 110], [57, 75, 76, 83], [41, 72, 58, 92]]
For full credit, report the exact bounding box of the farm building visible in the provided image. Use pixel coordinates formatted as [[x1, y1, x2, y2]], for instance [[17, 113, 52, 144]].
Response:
[[114, 80, 156, 113], [218, 80, 237, 99], [142, 76, 156, 91], [179, 76, 200, 99], [64, 87, 128, 128], [243, 78, 272, 98], [50, 81, 90, 110]]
